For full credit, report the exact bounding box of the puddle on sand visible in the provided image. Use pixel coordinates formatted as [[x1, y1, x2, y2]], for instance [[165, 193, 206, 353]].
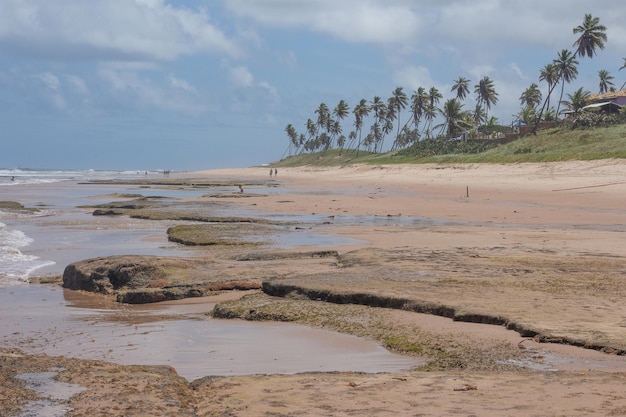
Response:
[[0, 285, 423, 381], [16, 369, 86, 417]]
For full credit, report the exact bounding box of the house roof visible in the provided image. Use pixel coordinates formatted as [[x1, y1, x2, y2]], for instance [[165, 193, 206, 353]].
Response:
[[583, 101, 623, 111], [588, 89, 626, 103]]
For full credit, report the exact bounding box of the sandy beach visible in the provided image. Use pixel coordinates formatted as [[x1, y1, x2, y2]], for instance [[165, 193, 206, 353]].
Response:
[[3, 159, 626, 416]]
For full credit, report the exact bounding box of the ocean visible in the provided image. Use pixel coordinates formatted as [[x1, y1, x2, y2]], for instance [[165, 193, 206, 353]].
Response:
[[0, 168, 184, 287]]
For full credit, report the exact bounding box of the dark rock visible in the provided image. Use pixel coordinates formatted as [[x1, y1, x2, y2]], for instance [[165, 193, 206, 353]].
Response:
[[62, 256, 165, 294]]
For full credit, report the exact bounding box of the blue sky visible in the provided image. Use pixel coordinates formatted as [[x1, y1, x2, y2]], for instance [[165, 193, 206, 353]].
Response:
[[1, 1, 625, 171]]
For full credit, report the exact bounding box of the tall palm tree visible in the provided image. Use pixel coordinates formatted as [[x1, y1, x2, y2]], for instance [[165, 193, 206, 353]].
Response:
[[352, 99, 370, 156], [519, 83, 542, 109], [333, 100, 350, 124], [437, 99, 473, 138], [474, 76, 499, 120], [284, 123, 299, 156], [472, 103, 486, 126], [573, 14, 607, 59], [369, 96, 387, 152], [410, 87, 428, 133], [314, 103, 330, 138], [553, 49, 578, 117], [560, 87, 591, 115], [389, 87, 408, 150], [539, 63, 559, 115], [305, 118, 317, 142], [598, 69, 615, 93], [422, 86, 442, 137], [451, 77, 470, 101]]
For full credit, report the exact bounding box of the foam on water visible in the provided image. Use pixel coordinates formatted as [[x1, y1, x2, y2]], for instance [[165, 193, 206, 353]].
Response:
[[0, 221, 55, 286]]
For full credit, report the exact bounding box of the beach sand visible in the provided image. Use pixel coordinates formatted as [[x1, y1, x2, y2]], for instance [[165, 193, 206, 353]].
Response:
[[3, 160, 626, 416]]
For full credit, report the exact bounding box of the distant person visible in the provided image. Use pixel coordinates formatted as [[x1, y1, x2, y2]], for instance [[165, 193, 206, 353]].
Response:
[[269, 169, 273, 177], [238, 185, 244, 193], [274, 168, 278, 176], [11, 176, 15, 181]]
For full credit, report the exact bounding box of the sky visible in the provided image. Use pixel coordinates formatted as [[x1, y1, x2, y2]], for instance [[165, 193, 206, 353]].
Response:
[[1, 0, 625, 171]]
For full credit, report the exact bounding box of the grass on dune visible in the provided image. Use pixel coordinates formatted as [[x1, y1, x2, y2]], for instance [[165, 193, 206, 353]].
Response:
[[271, 124, 626, 167]]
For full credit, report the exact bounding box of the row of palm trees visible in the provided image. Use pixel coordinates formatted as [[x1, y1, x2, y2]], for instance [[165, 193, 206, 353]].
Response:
[[284, 76, 499, 157], [284, 14, 612, 157]]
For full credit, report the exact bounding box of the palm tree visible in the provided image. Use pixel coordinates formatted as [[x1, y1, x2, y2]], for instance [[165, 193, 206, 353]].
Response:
[[422, 87, 442, 138], [519, 83, 542, 109], [474, 76, 499, 120], [598, 69, 615, 93], [472, 103, 486, 126], [305, 118, 317, 142], [451, 77, 470, 101], [539, 63, 559, 115], [369, 96, 386, 152], [333, 100, 350, 124], [388, 87, 408, 150], [314, 102, 330, 141], [516, 105, 537, 126], [437, 99, 473, 138], [410, 87, 428, 133], [553, 49, 578, 117], [284, 123, 299, 156], [573, 14, 607, 59], [560, 87, 591, 115], [352, 99, 370, 156]]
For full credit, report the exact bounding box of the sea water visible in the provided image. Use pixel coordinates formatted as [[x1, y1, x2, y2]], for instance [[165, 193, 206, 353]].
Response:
[[0, 168, 170, 287]]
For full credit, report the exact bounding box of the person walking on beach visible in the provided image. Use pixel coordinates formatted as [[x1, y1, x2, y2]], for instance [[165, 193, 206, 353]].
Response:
[[269, 169, 273, 177], [274, 168, 278, 176]]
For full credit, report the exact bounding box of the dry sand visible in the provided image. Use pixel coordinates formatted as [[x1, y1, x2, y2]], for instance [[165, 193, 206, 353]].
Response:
[[3, 160, 626, 416]]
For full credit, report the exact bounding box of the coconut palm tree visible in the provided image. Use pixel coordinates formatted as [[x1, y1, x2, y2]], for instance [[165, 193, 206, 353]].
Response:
[[533, 50, 576, 134], [573, 14, 607, 59], [539, 63, 559, 115], [437, 99, 473, 138], [451, 77, 470, 101], [305, 118, 317, 142], [598, 69, 615, 93], [560, 87, 591, 116], [553, 49, 578, 117], [422, 87, 442, 138], [474, 76, 499, 120], [519, 83, 542, 109], [333, 100, 350, 125], [284, 123, 299, 156], [352, 99, 370, 156], [472, 103, 487, 126], [388, 87, 408, 150], [410, 87, 428, 133], [314, 102, 330, 141]]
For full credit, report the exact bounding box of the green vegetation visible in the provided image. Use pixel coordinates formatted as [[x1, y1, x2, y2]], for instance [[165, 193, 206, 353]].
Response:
[[272, 123, 626, 167]]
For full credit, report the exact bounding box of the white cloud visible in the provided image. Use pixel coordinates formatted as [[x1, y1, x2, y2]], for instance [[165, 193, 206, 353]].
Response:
[[224, 0, 421, 45], [392, 66, 436, 90], [169, 76, 196, 93], [0, 0, 242, 61], [66, 75, 89, 94], [98, 65, 206, 114], [34, 72, 60, 90], [229, 65, 254, 87]]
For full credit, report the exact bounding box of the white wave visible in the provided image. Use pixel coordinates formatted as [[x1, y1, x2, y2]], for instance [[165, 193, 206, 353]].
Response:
[[0, 222, 55, 286]]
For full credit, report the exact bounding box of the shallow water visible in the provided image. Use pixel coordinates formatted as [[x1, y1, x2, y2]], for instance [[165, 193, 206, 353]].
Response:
[[0, 285, 422, 380]]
